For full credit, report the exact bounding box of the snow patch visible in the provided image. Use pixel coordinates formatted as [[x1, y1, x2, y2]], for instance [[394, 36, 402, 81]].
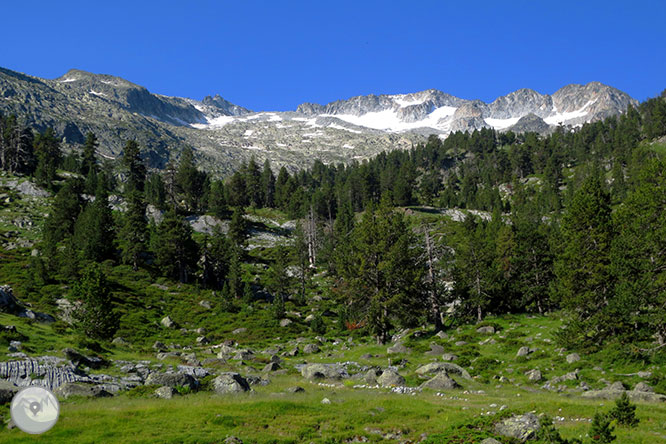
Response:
[[59, 77, 78, 83], [89, 90, 107, 98], [544, 100, 597, 125], [342, 143, 355, 149], [484, 117, 521, 130], [325, 105, 457, 132]]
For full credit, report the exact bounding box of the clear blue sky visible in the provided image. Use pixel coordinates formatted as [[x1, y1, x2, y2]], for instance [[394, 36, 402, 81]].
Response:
[[2, 1, 664, 111]]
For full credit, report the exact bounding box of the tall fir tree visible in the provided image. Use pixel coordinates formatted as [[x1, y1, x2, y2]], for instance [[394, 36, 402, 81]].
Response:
[[34, 128, 61, 189], [121, 140, 146, 194], [338, 197, 426, 343], [554, 174, 615, 347], [73, 182, 115, 262], [71, 263, 119, 340], [118, 190, 148, 271], [154, 209, 199, 283]]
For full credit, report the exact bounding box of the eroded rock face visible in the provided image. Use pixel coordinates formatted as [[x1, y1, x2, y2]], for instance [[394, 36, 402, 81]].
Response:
[[212, 373, 250, 394], [494, 412, 541, 442]]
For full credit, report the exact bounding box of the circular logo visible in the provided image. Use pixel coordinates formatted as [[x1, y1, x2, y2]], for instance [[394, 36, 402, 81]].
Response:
[[10, 386, 60, 434]]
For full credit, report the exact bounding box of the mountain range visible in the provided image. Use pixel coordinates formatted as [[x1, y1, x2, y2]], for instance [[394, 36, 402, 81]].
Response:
[[0, 67, 638, 174]]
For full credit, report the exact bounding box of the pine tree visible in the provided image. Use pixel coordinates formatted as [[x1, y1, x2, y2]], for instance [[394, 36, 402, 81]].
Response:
[[208, 180, 227, 217], [245, 156, 263, 207], [589, 413, 615, 443], [175, 147, 206, 212], [609, 392, 639, 427], [265, 246, 292, 301], [226, 172, 247, 208], [554, 175, 614, 347], [261, 159, 276, 208], [154, 209, 199, 282], [121, 140, 146, 193], [80, 132, 99, 189], [73, 183, 115, 262], [338, 197, 426, 343], [71, 263, 119, 340], [145, 173, 167, 210], [118, 190, 148, 271], [612, 158, 666, 345], [227, 249, 243, 299], [206, 225, 231, 289], [42, 179, 82, 268], [275, 166, 291, 210], [242, 281, 254, 306], [453, 215, 496, 322], [229, 206, 249, 249], [34, 128, 61, 189]]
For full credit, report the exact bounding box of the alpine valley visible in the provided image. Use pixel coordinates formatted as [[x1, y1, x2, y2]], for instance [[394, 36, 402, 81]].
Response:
[[0, 67, 637, 175]]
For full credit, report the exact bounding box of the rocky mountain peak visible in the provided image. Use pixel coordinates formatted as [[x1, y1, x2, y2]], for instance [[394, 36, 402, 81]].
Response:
[[201, 94, 251, 116]]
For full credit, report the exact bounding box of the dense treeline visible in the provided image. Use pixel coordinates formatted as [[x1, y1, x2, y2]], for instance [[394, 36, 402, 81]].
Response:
[[4, 91, 666, 349]]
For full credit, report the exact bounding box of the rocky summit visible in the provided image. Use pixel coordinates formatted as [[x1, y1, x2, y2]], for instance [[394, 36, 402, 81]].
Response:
[[0, 67, 636, 175]]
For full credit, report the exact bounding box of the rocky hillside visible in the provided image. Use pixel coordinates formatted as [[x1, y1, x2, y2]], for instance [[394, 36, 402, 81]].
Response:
[[0, 67, 637, 175]]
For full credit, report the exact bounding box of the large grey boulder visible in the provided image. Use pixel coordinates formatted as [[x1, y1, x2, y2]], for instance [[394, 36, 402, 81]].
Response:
[[54, 382, 113, 399], [303, 344, 320, 354], [476, 326, 495, 334], [634, 382, 654, 393], [213, 373, 250, 394], [0, 380, 20, 404], [145, 372, 196, 389], [582, 390, 666, 402], [364, 368, 382, 384], [516, 346, 530, 357], [0, 285, 55, 322], [420, 373, 460, 390], [425, 343, 445, 355], [526, 369, 542, 382], [63, 348, 107, 369], [262, 362, 280, 372], [566, 353, 580, 364], [494, 412, 541, 442], [16, 181, 50, 198], [377, 369, 405, 387], [155, 386, 176, 399], [415, 362, 472, 380], [387, 342, 410, 354], [609, 381, 626, 391], [301, 363, 344, 380], [161, 316, 176, 328]]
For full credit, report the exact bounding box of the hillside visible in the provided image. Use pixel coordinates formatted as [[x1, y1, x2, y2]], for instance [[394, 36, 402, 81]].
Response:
[[0, 82, 665, 442]]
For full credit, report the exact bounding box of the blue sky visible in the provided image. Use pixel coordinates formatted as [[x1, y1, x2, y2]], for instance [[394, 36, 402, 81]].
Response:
[[2, 1, 664, 110]]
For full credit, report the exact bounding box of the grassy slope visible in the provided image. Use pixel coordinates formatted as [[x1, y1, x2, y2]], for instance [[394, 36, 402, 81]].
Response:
[[1, 174, 666, 442], [0, 313, 664, 443]]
